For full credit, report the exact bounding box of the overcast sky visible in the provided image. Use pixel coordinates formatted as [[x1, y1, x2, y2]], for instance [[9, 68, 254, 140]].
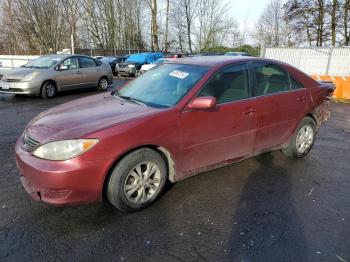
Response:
[[229, 0, 269, 24]]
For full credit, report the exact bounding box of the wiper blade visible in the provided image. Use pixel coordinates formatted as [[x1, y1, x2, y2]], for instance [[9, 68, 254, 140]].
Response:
[[118, 94, 147, 107], [112, 89, 147, 106], [122, 96, 147, 107]]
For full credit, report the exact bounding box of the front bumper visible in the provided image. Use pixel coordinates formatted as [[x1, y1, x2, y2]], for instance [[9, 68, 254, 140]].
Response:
[[15, 135, 113, 205], [0, 80, 41, 94], [117, 66, 137, 75]]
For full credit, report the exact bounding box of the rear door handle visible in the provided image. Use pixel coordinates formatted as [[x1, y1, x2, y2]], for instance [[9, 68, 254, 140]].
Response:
[[76, 71, 81, 74], [243, 108, 256, 115], [297, 96, 306, 102]]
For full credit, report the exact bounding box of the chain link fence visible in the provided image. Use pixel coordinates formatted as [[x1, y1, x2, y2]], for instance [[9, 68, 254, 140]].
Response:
[[261, 47, 350, 77], [75, 49, 147, 57]]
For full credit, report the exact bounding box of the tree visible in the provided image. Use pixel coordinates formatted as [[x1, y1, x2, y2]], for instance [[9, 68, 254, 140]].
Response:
[[196, 0, 237, 51], [173, 0, 198, 53], [342, 0, 350, 45], [331, 0, 338, 46], [61, 0, 83, 54], [164, 0, 170, 52], [256, 0, 286, 47]]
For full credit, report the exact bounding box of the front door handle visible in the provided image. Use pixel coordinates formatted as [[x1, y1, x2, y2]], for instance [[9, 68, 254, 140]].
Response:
[[243, 108, 256, 115], [76, 71, 81, 74]]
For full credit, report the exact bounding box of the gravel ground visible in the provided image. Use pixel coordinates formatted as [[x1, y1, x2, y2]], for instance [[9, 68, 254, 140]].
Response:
[[0, 83, 349, 262]]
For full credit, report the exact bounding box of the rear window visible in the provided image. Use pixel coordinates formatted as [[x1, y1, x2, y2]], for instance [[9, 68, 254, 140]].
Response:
[[79, 57, 97, 68], [253, 63, 291, 95]]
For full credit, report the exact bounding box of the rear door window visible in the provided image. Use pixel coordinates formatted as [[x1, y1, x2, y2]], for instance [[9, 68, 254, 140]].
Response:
[[290, 77, 304, 89], [79, 57, 97, 68], [253, 63, 290, 96]]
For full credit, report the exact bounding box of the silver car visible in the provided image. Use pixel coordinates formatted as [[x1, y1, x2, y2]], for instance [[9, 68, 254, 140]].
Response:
[[0, 55, 113, 98]]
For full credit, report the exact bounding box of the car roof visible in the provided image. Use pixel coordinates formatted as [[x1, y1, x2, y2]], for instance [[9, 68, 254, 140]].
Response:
[[163, 56, 261, 67]]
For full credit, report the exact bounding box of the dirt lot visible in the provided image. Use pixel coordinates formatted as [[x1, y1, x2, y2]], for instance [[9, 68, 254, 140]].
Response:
[[0, 83, 349, 262]]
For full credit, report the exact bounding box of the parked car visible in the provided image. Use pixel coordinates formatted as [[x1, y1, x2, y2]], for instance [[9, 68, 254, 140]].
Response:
[[16, 56, 334, 211], [101, 56, 128, 75], [165, 53, 187, 58], [200, 52, 225, 56], [0, 55, 113, 98], [225, 51, 251, 56], [116, 52, 163, 77], [140, 58, 174, 74]]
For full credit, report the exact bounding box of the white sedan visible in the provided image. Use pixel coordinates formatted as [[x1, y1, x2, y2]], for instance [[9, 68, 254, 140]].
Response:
[[140, 58, 174, 74]]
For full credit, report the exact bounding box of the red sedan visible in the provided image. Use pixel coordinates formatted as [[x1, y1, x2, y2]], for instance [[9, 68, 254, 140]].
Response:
[[15, 56, 334, 212]]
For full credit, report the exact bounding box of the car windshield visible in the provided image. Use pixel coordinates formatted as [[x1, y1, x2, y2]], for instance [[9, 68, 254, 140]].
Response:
[[117, 63, 209, 108], [24, 56, 64, 69]]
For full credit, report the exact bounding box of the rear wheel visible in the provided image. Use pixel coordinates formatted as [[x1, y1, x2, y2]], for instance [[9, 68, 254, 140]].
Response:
[[40, 81, 56, 99], [282, 117, 316, 158], [98, 77, 109, 91], [107, 148, 167, 212]]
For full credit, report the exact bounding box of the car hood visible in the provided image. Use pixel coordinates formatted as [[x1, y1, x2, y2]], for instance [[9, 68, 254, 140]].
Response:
[[25, 93, 160, 143], [3, 67, 45, 79]]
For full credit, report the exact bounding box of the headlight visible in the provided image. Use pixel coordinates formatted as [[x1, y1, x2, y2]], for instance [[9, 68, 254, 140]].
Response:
[[127, 64, 135, 68], [22, 72, 39, 81], [32, 139, 99, 161]]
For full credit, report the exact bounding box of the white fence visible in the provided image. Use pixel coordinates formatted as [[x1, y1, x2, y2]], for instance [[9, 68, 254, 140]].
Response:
[[261, 47, 350, 77], [0, 55, 39, 68]]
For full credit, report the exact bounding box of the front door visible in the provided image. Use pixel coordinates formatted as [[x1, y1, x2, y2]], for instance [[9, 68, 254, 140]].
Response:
[[78, 56, 100, 87], [179, 63, 257, 177], [55, 57, 82, 90]]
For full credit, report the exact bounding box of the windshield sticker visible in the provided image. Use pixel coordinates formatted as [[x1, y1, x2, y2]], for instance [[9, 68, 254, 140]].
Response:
[[169, 70, 189, 79]]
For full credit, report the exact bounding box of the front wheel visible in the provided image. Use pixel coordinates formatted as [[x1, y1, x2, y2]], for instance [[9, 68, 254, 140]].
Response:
[[98, 77, 109, 91], [40, 81, 56, 99], [106, 148, 167, 212], [282, 117, 316, 158]]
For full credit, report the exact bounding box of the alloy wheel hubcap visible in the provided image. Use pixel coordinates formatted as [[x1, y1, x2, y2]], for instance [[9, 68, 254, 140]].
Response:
[[100, 79, 108, 90], [124, 161, 161, 204], [46, 84, 55, 97], [296, 125, 314, 153]]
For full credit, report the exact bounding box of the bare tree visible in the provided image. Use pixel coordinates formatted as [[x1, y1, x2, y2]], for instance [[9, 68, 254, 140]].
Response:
[[331, 0, 338, 46], [256, 0, 285, 47], [61, 0, 83, 54], [342, 0, 350, 45], [164, 0, 170, 52], [196, 0, 237, 51], [173, 0, 198, 53]]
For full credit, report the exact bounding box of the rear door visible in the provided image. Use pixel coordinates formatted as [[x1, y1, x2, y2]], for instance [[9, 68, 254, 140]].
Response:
[[179, 63, 257, 176], [78, 56, 101, 87], [251, 62, 310, 152]]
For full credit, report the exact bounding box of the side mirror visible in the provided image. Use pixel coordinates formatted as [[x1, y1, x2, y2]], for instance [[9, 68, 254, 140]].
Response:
[[188, 96, 216, 110]]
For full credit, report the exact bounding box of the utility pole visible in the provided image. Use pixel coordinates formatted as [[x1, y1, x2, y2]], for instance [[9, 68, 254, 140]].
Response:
[[71, 30, 75, 54]]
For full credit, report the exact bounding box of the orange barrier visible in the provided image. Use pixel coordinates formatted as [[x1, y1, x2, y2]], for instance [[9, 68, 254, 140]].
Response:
[[311, 75, 350, 100]]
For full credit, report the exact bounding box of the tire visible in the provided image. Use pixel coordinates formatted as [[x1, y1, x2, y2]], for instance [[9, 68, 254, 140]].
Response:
[[282, 117, 317, 158], [98, 77, 109, 91], [107, 148, 167, 212], [40, 81, 56, 99]]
